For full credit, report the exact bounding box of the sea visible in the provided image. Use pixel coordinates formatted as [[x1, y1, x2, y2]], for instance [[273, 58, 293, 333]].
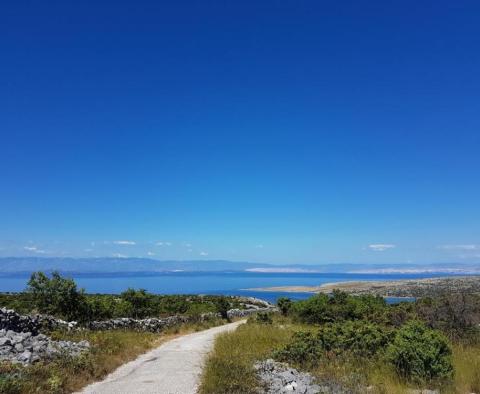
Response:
[[0, 271, 469, 304]]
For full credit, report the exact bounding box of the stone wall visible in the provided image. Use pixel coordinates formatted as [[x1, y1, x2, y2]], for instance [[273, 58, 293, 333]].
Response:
[[0, 307, 76, 334], [87, 307, 277, 332], [0, 308, 88, 365], [0, 329, 89, 365], [0, 306, 277, 334]]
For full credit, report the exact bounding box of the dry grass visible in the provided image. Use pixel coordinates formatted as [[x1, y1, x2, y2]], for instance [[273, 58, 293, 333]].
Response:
[[450, 342, 480, 393], [199, 317, 299, 394]]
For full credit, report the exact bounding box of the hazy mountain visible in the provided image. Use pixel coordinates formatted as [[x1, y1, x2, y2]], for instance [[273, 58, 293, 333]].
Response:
[[0, 257, 478, 276], [0, 257, 271, 274]]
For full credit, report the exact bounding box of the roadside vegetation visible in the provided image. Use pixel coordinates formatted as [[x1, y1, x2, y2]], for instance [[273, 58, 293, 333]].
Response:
[[0, 272, 247, 394], [200, 291, 480, 393]]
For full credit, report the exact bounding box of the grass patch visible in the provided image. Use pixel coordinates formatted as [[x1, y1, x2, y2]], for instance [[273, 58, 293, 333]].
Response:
[[451, 342, 480, 393], [199, 316, 302, 394], [0, 318, 225, 394]]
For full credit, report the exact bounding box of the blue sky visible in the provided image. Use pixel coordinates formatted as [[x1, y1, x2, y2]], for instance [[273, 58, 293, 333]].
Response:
[[1, 1, 479, 264]]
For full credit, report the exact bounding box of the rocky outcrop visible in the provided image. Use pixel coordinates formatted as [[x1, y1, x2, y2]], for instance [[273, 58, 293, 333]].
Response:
[[236, 296, 273, 309], [255, 359, 348, 394]]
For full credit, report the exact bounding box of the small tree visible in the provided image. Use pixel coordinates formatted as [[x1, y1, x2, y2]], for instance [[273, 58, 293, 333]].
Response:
[[386, 320, 453, 382], [120, 288, 153, 318], [277, 297, 292, 316], [27, 271, 88, 321], [215, 296, 230, 321]]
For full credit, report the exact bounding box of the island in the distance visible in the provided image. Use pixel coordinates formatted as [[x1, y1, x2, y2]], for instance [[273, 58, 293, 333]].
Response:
[[246, 275, 480, 298]]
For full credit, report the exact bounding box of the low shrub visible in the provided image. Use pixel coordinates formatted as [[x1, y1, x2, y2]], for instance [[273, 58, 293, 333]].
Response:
[[291, 291, 387, 324], [275, 320, 392, 367], [277, 297, 292, 316], [386, 320, 453, 382], [273, 331, 322, 366], [254, 312, 273, 324]]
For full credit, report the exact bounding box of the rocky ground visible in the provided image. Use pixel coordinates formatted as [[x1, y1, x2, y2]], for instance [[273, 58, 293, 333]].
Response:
[[255, 359, 349, 394], [249, 276, 480, 298]]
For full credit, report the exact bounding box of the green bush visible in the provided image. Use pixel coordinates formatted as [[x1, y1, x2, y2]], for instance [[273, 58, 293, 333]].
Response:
[[120, 288, 154, 319], [215, 296, 230, 320], [386, 320, 453, 382], [253, 312, 273, 324], [277, 297, 292, 316], [275, 320, 392, 366], [274, 331, 322, 366], [316, 320, 393, 357], [291, 291, 387, 324]]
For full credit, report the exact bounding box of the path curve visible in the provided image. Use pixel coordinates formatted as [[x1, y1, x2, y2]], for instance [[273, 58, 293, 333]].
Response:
[[77, 320, 244, 394]]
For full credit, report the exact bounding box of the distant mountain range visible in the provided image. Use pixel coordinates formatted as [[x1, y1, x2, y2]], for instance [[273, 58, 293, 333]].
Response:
[[0, 257, 479, 276]]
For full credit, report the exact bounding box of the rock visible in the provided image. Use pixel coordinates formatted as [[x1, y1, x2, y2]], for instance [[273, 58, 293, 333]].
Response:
[[255, 359, 326, 394], [11, 335, 24, 344], [17, 350, 32, 363]]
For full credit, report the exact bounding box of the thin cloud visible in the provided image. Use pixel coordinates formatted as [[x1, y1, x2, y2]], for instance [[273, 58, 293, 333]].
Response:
[[439, 244, 478, 251], [113, 240, 136, 245], [459, 253, 480, 259], [368, 244, 396, 252], [255, 244, 264, 249], [199, 251, 208, 256], [147, 251, 155, 256], [156, 241, 172, 246], [23, 245, 47, 254], [112, 253, 128, 258]]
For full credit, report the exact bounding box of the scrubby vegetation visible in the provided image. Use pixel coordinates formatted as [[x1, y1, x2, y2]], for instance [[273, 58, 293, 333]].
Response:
[[200, 290, 480, 393], [0, 271, 253, 323]]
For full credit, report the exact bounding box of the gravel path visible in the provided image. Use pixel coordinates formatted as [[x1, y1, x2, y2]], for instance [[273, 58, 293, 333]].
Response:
[[77, 320, 244, 394]]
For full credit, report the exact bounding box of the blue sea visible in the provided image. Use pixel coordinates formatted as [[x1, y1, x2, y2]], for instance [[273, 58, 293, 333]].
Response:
[[0, 271, 468, 303]]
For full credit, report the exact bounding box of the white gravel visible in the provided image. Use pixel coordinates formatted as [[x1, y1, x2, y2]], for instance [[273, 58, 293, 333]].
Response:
[[76, 320, 245, 394]]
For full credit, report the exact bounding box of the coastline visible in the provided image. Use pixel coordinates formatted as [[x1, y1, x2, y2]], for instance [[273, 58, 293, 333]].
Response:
[[245, 275, 480, 298]]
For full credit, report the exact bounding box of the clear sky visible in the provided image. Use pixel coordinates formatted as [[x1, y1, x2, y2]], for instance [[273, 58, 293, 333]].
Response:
[[1, 1, 479, 264]]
